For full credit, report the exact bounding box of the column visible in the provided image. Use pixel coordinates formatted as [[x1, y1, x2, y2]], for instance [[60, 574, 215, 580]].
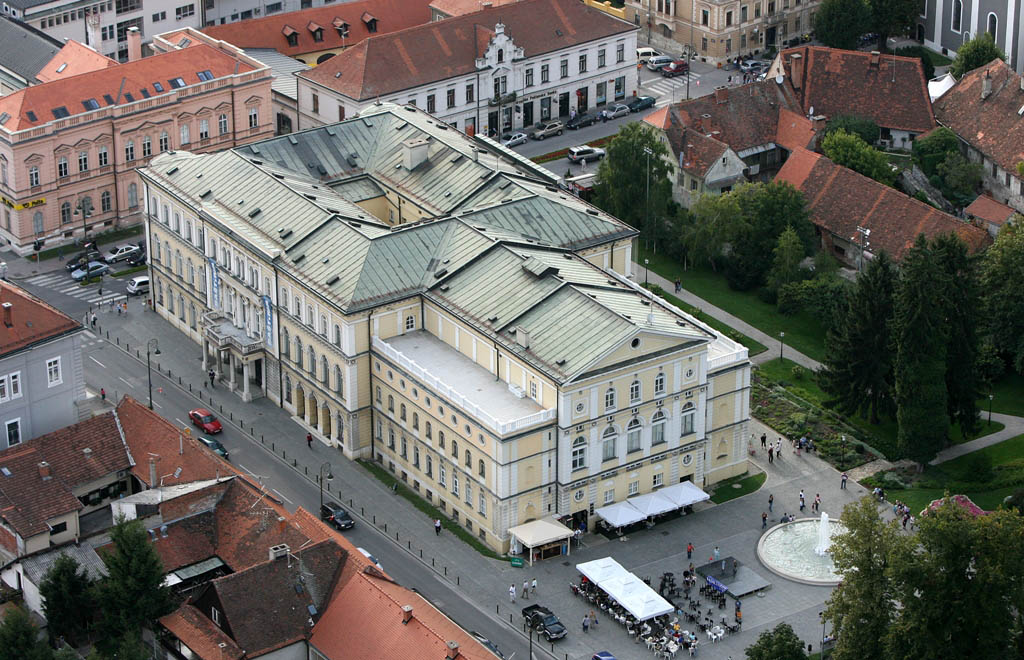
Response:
[[228, 353, 237, 391], [242, 360, 251, 401], [215, 350, 224, 379], [201, 339, 210, 371]]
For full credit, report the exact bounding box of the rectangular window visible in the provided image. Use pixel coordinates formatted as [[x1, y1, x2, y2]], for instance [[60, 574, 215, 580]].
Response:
[[701, 8, 708, 24], [426, 94, 436, 113], [615, 76, 625, 100], [152, 9, 165, 19], [0, 377, 7, 402], [175, 3, 194, 19], [465, 83, 474, 103], [541, 64, 549, 83], [726, 10, 732, 25], [312, 93, 319, 114], [616, 43, 624, 62], [701, 36, 708, 52], [47, 357, 62, 386], [58, 157, 68, 178], [446, 88, 455, 108], [604, 488, 614, 504], [653, 473, 663, 488], [9, 373, 20, 398], [199, 118, 209, 139], [560, 59, 568, 78], [628, 480, 639, 496], [180, 124, 190, 144], [652, 422, 665, 445], [755, 3, 761, 17], [525, 69, 534, 87], [50, 521, 68, 535], [478, 492, 486, 516], [578, 54, 587, 73], [741, 5, 747, 21], [78, 151, 89, 172], [248, 106, 258, 128], [439, 464, 446, 487], [452, 473, 460, 497], [6, 419, 20, 446], [115, 0, 139, 14], [682, 410, 695, 435]]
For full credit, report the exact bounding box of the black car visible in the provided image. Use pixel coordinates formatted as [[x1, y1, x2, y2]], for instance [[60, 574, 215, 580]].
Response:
[[127, 251, 147, 267], [197, 436, 229, 461], [522, 604, 567, 641], [627, 96, 656, 112], [66, 249, 102, 272], [470, 632, 506, 659], [320, 501, 355, 530], [566, 113, 597, 130]]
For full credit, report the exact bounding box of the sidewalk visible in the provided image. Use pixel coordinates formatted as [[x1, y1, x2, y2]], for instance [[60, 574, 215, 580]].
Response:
[[929, 412, 1024, 464], [633, 261, 822, 370]]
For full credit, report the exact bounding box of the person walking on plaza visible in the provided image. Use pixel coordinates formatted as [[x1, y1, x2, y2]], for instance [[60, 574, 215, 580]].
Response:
[[814, 494, 821, 512], [775, 439, 783, 460], [799, 490, 806, 512], [531, 578, 537, 597], [768, 445, 774, 463], [523, 580, 529, 600], [509, 584, 516, 603], [582, 614, 590, 633], [307, 433, 313, 448], [91, 312, 97, 328], [768, 493, 774, 512], [208, 369, 216, 387], [841, 472, 848, 489], [762, 512, 768, 529], [100, 387, 106, 401], [435, 519, 442, 536], [713, 546, 720, 562], [687, 542, 694, 560], [761, 433, 767, 449]]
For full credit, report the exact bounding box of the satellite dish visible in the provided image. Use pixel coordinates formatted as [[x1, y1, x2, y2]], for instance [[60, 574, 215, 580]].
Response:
[[809, 105, 815, 115], [775, 74, 784, 85]]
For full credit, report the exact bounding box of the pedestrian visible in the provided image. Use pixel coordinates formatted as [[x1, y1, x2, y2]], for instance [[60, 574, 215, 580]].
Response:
[[841, 472, 848, 489], [775, 440, 782, 459], [762, 511, 768, 529], [761, 433, 767, 449], [686, 542, 694, 560], [582, 614, 590, 633], [117, 302, 121, 315], [768, 446, 774, 463], [435, 519, 442, 536], [531, 577, 537, 596], [110, 299, 115, 312], [122, 301, 127, 314], [208, 369, 216, 387], [799, 490, 806, 512], [90, 312, 97, 328], [523, 580, 529, 599], [713, 546, 720, 561], [580, 157, 587, 171], [306, 432, 313, 448], [589, 609, 599, 627], [768, 493, 774, 512], [100, 387, 106, 401], [509, 584, 516, 603], [58, 247, 64, 261], [814, 494, 821, 512], [732, 558, 737, 577]]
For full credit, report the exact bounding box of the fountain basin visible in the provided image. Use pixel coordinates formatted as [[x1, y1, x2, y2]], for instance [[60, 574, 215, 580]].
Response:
[[756, 517, 846, 586]]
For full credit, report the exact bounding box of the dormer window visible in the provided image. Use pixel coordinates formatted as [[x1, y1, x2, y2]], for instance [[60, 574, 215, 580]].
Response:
[[334, 19, 349, 38], [497, 48, 504, 63], [361, 11, 376, 32], [282, 24, 298, 46], [308, 21, 323, 42]]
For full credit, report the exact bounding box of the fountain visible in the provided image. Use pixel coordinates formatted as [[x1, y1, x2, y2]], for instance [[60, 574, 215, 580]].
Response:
[[756, 513, 846, 586]]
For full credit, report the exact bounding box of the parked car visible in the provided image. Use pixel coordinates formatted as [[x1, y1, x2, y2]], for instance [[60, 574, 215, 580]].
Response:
[[530, 121, 563, 140], [567, 145, 606, 163], [592, 653, 618, 660], [126, 275, 150, 296], [103, 243, 141, 263], [197, 436, 229, 461], [502, 131, 528, 148], [126, 250, 147, 267], [66, 249, 102, 272], [188, 408, 223, 434], [605, 103, 630, 119], [320, 501, 355, 530], [70, 261, 110, 282], [661, 60, 690, 77], [357, 547, 383, 571], [470, 632, 507, 659], [636, 47, 660, 64], [647, 55, 674, 71], [627, 96, 656, 112], [522, 605, 567, 641], [566, 113, 597, 130], [740, 59, 767, 73]]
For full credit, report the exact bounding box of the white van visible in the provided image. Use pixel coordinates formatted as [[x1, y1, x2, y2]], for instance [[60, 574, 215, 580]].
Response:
[[126, 275, 149, 296], [357, 547, 383, 571], [636, 47, 659, 64], [647, 55, 675, 71]]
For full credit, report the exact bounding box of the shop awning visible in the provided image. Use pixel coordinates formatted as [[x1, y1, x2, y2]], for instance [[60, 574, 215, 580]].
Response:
[[594, 501, 646, 528], [656, 481, 710, 509], [628, 491, 677, 517], [508, 517, 573, 548]]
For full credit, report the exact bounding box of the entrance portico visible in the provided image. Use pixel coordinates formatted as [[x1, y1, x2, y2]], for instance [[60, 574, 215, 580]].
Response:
[[202, 311, 265, 402]]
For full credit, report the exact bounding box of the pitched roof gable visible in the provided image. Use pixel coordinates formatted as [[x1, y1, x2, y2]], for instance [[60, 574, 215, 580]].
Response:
[[965, 193, 1017, 226], [0, 282, 81, 358], [0, 444, 83, 537], [35, 41, 118, 83], [668, 80, 800, 153]]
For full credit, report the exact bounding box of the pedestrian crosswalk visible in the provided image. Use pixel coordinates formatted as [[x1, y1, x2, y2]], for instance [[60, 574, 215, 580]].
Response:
[[24, 271, 129, 306], [641, 73, 705, 105]]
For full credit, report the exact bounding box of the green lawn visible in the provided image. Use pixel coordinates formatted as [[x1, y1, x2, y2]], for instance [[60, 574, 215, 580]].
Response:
[[638, 248, 828, 362], [979, 372, 1024, 417], [920, 47, 953, 66], [710, 471, 767, 504], [649, 286, 768, 357]]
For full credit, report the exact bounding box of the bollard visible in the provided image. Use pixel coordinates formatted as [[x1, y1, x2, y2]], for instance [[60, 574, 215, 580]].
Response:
[[272, 442, 275, 451], [305, 466, 308, 475], [420, 549, 422, 558], [384, 523, 387, 533], [432, 558, 434, 567], [261, 434, 265, 442], [457, 576, 460, 586], [178, 376, 182, 385], [444, 566, 447, 576], [407, 540, 410, 549], [219, 404, 223, 413], [136, 350, 140, 358], [396, 532, 399, 542], [106, 331, 109, 339], [125, 343, 129, 352], [373, 515, 376, 524], [293, 459, 297, 467], [496, 605, 500, 614], [229, 411, 233, 421], [282, 450, 286, 460], [116, 337, 120, 345]]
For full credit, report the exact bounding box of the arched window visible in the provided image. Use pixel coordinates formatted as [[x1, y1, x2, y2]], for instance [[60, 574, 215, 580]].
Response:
[[627, 418, 642, 453], [320, 355, 329, 383], [629, 379, 641, 403], [282, 326, 290, 355], [400, 403, 406, 421], [651, 410, 666, 445], [425, 421, 432, 439], [412, 412, 419, 430], [294, 337, 303, 364], [465, 448, 471, 468], [307, 346, 315, 374], [334, 365, 343, 395], [127, 183, 138, 208], [284, 374, 292, 403], [654, 372, 666, 395], [405, 315, 415, 331], [32, 211, 43, 234], [572, 436, 587, 470], [987, 12, 997, 36], [375, 385, 381, 403], [478, 458, 485, 477], [497, 48, 504, 63], [602, 427, 617, 461], [951, 0, 962, 31], [60, 202, 71, 225], [451, 439, 458, 458], [333, 323, 341, 346], [154, 239, 162, 261], [426, 455, 433, 478], [101, 190, 111, 212], [681, 402, 695, 436], [387, 395, 394, 412], [604, 387, 616, 411], [320, 314, 327, 335]]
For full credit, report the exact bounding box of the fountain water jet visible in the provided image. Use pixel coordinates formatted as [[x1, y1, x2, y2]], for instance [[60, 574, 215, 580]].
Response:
[[813, 512, 831, 556]]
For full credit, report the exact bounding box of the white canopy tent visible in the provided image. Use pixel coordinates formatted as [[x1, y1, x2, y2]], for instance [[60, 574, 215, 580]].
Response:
[[576, 557, 630, 585], [656, 481, 711, 509], [628, 491, 678, 517], [580, 563, 674, 621], [593, 501, 646, 528], [507, 517, 573, 565]]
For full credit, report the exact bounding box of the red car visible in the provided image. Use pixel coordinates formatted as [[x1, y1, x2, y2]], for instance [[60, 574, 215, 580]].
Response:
[[189, 408, 223, 434], [661, 60, 690, 77]]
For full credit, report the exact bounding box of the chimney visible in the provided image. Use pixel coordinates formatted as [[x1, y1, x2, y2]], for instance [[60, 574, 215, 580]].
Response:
[[982, 70, 993, 99], [277, 516, 286, 533], [401, 137, 430, 170], [685, 142, 694, 167], [126, 27, 142, 62], [869, 50, 880, 68], [83, 447, 93, 458], [446, 641, 461, 659], [714, 85, 729, 104], [789, 53, 803, 90], [38, 461, 51, 480], [514, 327, 530, 349], [2, 302, 11, 327], [149, 456, 157, 487], [402, 605, 414, 624], [700, 113, 712, 135]]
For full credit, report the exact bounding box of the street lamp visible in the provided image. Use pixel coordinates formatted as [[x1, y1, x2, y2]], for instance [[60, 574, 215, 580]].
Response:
[[146, 338, 161, 410], [73, 197, 94, 247], [319, 461, 334, 510], [644, 258, 650, 287], [854, 226, 871, 273], [988, 394, 994, 425], [840, 435, 847, 470], [779, 331, 785, 362], [819, 611, 827, 658], [644, 145, 653, 252]]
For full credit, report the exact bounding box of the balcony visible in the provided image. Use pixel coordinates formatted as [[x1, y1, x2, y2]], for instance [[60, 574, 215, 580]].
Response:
[[373, 332, 556, 437], [203, 311, 264, 356]]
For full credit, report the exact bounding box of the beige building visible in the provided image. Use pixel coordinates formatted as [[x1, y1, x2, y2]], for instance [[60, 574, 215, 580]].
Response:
[[139, 102, 750, 552], [624, 0, 819, 64]]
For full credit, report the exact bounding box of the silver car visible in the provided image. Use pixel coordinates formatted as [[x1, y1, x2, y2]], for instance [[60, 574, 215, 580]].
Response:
[[103, 243, 141, 263], [502, 132, 528, 148], [606, 104, 630, 119]]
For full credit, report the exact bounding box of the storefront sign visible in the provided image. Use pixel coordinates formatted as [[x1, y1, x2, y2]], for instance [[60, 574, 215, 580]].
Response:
[[0, 195, 45, 210], [262, 295, 273, 348], [208, 258, 220, 308]]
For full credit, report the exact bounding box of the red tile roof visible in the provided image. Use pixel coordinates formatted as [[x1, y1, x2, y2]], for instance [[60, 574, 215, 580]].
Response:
[[778, 46, 935, 133], [32, 413, 130, 488], [0, 282, 80, 359], [776, 148, 991, 259], [202, 0, 434, 58], [0, 444, 83, 537], [117, 396, 244, 490], [664, 122, 728, 178], [643, 106, 670, 130], [0, 43, 255, 131], [430, 0, 519, 17], [35, 41, 118, 83], [932, 58, 1024, 175], [965, 194, 1018, 226], [775, 107, 817, 152], [160, 604, 245, 660], [300, 0, 636, 100]]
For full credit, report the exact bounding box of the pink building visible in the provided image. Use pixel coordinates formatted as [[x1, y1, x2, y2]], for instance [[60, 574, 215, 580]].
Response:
[[0, 27, 273, 255]]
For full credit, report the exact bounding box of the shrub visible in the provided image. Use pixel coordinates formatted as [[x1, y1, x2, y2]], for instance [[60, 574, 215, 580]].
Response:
[[962, 452, 994, 483], [881, 471, 907, 489], [791, 365, 805, 380]]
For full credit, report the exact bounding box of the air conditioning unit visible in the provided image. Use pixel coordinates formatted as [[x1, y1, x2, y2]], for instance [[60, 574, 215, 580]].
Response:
[[508, 383, 526, 398]]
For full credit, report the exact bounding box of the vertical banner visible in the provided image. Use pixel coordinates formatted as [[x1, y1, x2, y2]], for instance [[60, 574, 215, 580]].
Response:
[[263, 295, 273, 348], [208, 258, 220, 308]]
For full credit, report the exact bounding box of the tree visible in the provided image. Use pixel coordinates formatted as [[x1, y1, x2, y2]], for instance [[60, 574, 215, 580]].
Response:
[[895, 45, 935, 80], [814, 0, 870, 50], [980, 222, 1024, 374], [40, 553, 94, 646], [911, 126, 960, 177], [951, 32, 1006, 77], [824, 497, 900, 660], [936, 151, 982, 200], [821, 129, 896, 186], [820, 251, 897, 424], [0, 605, 53, 660], [767, 226, 806, 292], [592, 123, 674, 247], [866, 0, 919, 51], [745, 622, 807, 660], [823, 115, 880, 146], [94, 516, 174, 655], [893, 235, 949, 463], [681, 192, 742, 271], [932, 233, 980, 438]]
